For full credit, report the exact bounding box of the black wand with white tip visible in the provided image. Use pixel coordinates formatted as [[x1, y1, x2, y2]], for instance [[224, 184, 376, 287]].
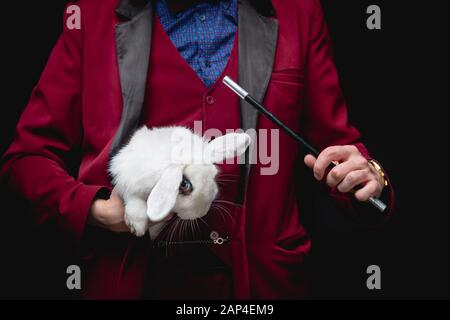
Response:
[[223, 76, 387, 213]]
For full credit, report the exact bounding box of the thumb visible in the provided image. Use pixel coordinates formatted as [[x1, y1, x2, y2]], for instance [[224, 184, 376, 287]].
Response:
[[304, 154, 317, 169]]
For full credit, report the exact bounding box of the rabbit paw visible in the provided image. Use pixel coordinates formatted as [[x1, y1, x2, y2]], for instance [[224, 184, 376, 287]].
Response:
[[124, 198, 149, 237]]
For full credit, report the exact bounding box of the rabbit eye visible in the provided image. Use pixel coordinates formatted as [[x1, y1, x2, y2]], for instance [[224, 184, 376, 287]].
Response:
[[179, 176, 193, 195]]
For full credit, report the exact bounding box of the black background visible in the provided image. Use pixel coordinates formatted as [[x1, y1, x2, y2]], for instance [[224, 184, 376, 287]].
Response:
[[0, 0, 448, 299]]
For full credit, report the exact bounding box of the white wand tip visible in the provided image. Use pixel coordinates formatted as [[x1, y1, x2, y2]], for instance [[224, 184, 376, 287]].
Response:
[[223, 76, 249, 99]]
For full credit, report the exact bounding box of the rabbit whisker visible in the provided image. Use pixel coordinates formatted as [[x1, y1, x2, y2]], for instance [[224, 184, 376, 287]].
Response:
[[213, 199, 239, 206], [212, 204, 235, 224], [217, 174, 240, 178], [158, 219, 173, 240], [190, 219, 196, 237], [167, 218, 178, 243], [188, 220, 193, 238], [195, 219, 200, 237], [199, 217, 210, 228], [180, 220, 186, 240], [211, 204, 227, 223], [216, 179, 239, 183]]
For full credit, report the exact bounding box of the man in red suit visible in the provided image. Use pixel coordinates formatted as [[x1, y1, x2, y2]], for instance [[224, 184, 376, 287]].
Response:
[[0, 0, 393, 299]]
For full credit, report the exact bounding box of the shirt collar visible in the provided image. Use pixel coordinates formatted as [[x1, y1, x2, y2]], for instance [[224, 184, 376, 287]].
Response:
[[162, 0, 233, 16]]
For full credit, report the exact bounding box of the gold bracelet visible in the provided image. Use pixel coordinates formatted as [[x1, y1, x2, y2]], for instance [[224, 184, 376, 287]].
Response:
[[367, 159, 388, 187]]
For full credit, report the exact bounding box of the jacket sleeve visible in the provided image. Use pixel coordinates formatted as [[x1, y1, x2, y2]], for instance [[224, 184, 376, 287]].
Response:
[[302, 0, 394, 220], [0, 4, 110, 244]]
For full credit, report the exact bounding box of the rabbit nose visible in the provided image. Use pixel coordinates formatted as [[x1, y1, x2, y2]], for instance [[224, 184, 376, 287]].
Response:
[[163, 213, 175, 222]]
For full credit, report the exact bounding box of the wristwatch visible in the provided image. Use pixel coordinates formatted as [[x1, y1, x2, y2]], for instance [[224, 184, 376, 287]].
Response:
[[367, 159, 388, 187]]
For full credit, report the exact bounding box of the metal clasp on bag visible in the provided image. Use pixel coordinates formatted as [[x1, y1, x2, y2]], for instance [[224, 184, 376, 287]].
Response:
[[209, 231, 229, 245], [153, 231, 230, 248]]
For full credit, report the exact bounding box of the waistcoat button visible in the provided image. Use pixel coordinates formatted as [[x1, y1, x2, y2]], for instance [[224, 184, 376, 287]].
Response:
[[206, 96, 215, 105]]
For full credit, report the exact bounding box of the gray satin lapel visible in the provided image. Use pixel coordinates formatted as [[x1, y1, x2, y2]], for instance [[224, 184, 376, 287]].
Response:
[[238, 0, 278, 133], [110, 3, 153, 158], [237, 0, 278, 194]]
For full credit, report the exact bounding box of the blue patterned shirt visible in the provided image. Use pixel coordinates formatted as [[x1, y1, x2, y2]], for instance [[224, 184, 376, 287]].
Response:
[[155, 0, 238, 87]]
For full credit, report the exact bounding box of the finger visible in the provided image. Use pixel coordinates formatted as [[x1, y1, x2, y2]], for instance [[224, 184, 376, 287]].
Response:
[[109, 190, 122, 201], [354, 180, 381, 202], [304, 154, 317, 169], [327, 158, 369, 188], [313, 146, 355, 180], [337, 168, 371, 193], [108, 193, 125, 210]]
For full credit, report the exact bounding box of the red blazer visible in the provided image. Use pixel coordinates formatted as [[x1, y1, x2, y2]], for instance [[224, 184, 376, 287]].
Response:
[[0, 0, 393, 299]]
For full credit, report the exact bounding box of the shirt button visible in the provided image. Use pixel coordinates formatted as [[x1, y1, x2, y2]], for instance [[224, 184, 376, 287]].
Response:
[[199, 15, 206, 22], [204, 60, 211, 68], [206, 96, 215, 105]]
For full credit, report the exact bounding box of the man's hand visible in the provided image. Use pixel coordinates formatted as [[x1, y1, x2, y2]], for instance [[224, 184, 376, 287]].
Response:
[[88, 190, 175, 233], [304, 145, 384, 202], [88, 190, 129, 232]]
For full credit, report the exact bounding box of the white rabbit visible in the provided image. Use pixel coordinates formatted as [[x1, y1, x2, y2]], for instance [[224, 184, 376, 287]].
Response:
[[109, 126, 251, 239]]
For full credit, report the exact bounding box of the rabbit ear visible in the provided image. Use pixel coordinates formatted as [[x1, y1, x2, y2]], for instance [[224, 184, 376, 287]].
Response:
[[146, 165, 183, 222], [205, 133, 251, 164]]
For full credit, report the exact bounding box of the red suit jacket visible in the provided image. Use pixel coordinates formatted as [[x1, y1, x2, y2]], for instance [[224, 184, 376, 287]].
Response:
[[0, 0, 393, 299]]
